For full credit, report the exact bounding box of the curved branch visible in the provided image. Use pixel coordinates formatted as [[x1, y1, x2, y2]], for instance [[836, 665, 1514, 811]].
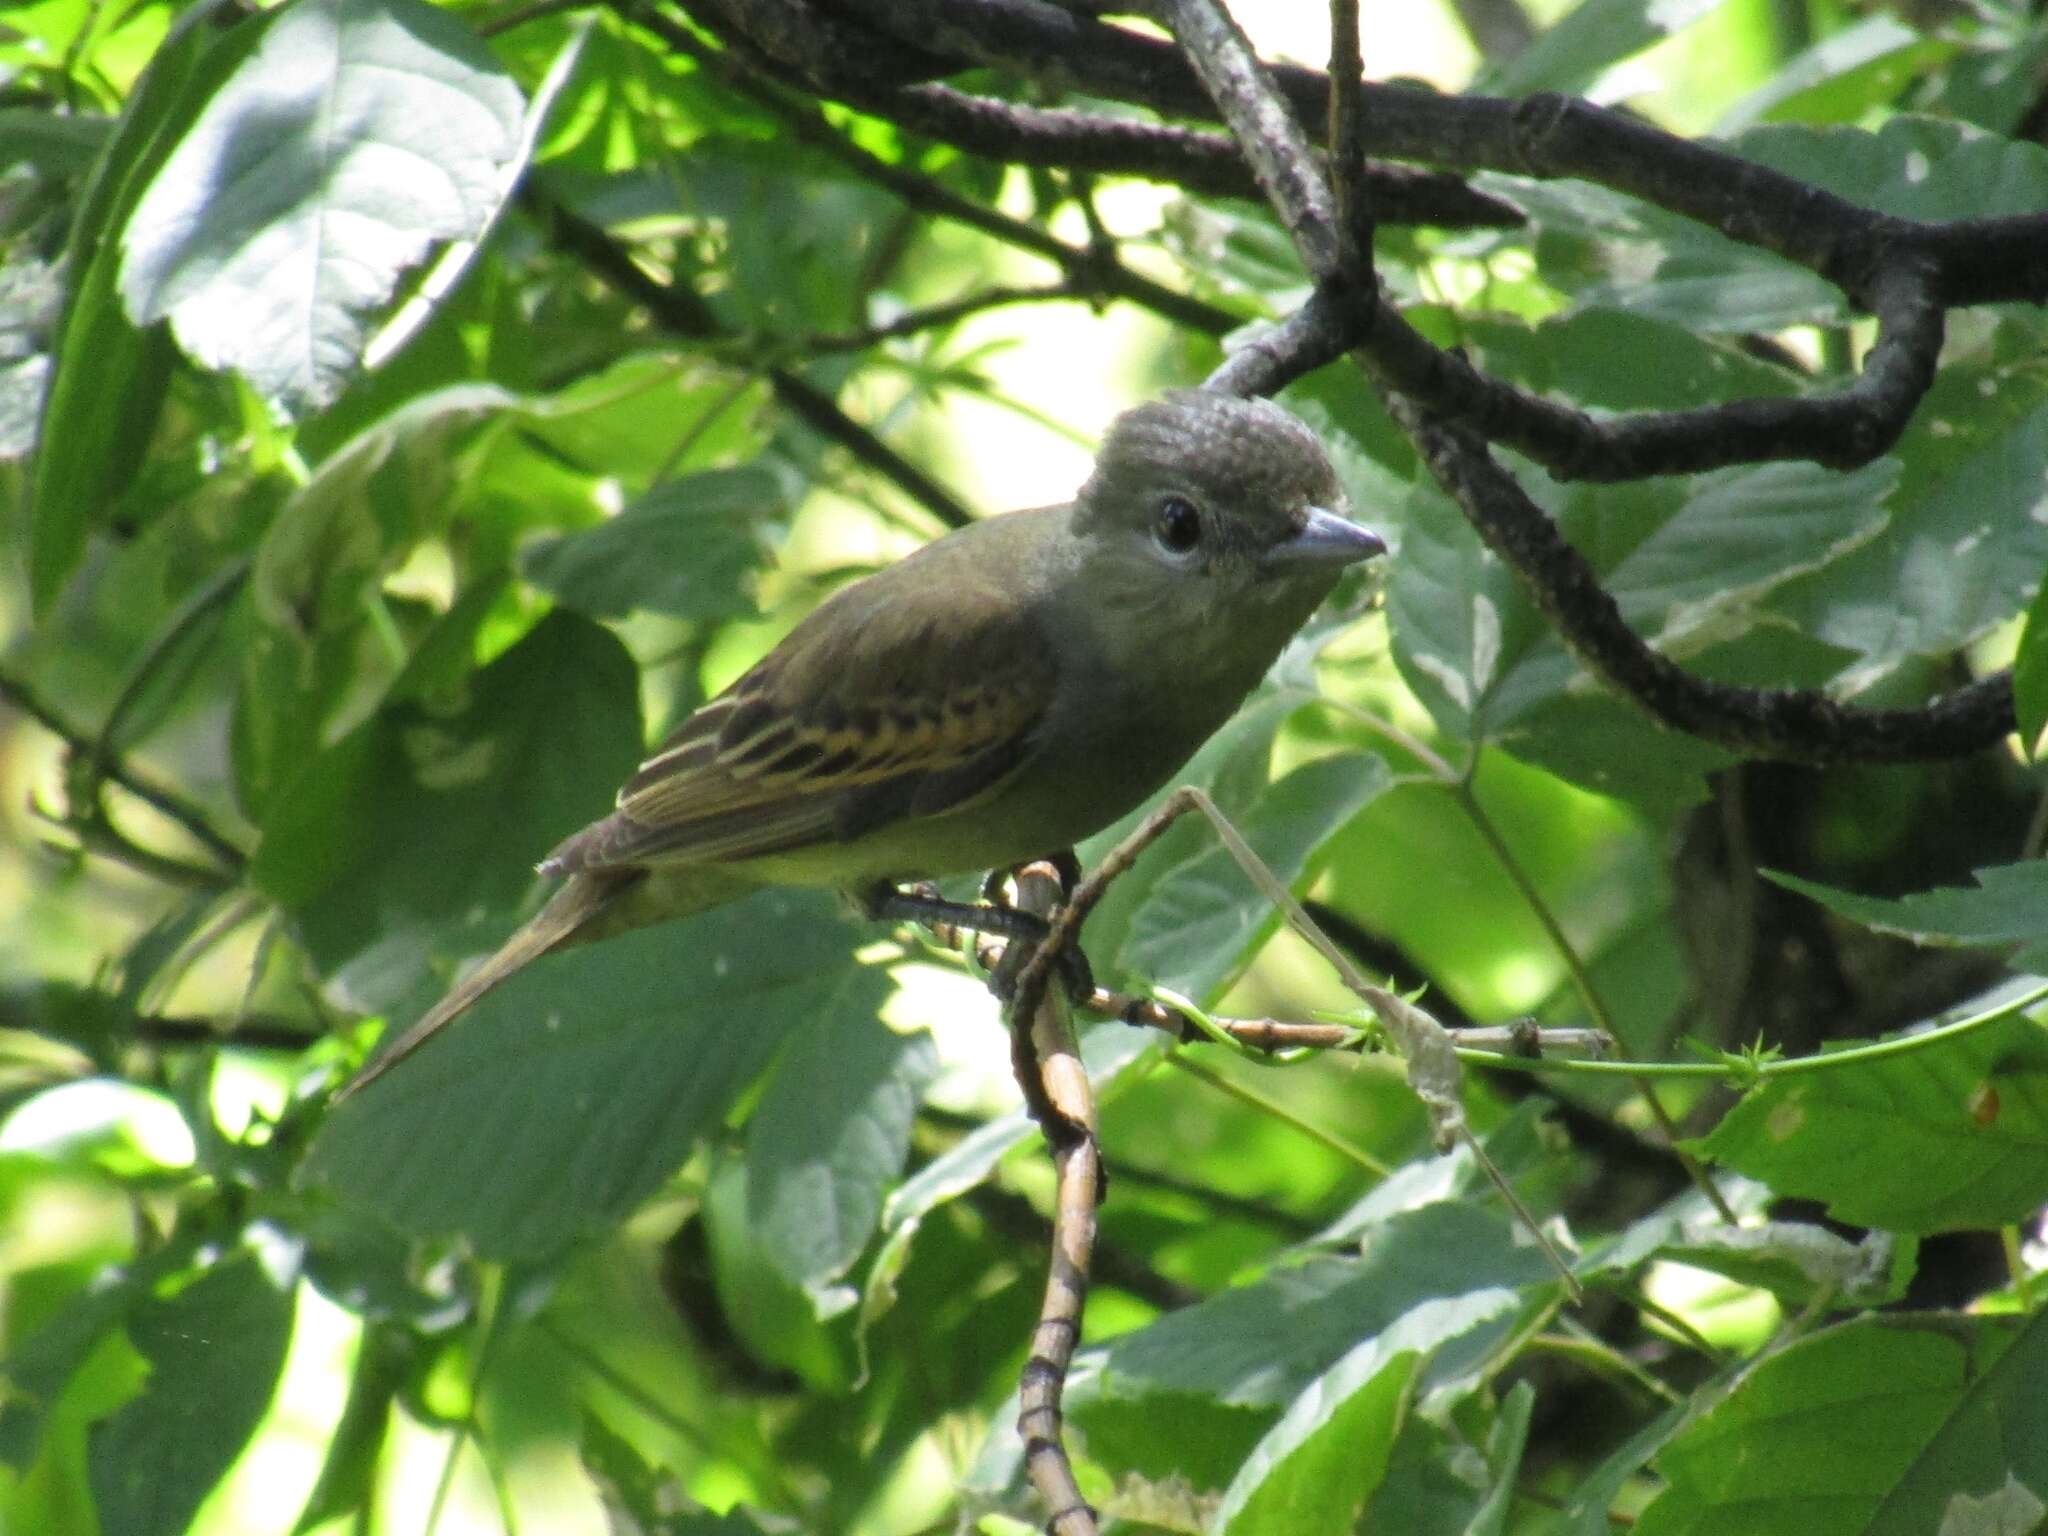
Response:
[[1392, 399, 2016, 762]]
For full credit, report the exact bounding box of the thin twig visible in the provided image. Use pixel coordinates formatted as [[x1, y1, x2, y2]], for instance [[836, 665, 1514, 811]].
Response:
[[528, 186, 979, 528], [0, 669, 246, 873]]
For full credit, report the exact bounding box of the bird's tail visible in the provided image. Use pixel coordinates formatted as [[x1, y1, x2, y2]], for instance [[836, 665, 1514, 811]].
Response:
[[333, 872, 628, 1103]]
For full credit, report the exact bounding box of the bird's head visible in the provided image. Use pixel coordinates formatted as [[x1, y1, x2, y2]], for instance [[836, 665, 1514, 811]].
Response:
[[1074, 390, 1385, 622]]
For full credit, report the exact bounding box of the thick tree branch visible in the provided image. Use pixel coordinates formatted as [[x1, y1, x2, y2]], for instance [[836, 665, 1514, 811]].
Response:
[[794, 0, 2048, 308]]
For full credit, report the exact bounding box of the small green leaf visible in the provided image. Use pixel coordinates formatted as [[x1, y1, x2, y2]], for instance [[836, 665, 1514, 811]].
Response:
[[1119, 750, 1392, 1002], [1480, 0, 1722, 97], [745, 1013, 939, 1308]]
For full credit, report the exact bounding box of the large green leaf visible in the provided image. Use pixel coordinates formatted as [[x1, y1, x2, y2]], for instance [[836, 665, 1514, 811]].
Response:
[[118, 0, 525, 416], [301, 887, 880, 1257], [1635, 1312, 2048, 1536], [1086, 1200, 1556, 1410], [1384, 446, 1899, 804], [252, 609, 643, 1014], [87, 1248, 297, 1536], [1695, 1005, 2048, 1233], [1773, 313, 2048, 684]]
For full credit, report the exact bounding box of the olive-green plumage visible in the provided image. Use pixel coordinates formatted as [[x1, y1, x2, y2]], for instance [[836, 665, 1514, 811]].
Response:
[[337, 390, 1384, 1099]]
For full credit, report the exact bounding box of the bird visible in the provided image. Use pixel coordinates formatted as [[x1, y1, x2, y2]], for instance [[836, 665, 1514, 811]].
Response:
[[334, 389, 1385, 1100]]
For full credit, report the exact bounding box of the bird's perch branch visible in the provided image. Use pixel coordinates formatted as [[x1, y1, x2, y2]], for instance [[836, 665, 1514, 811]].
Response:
[[1000, 862, 1102, 1536]]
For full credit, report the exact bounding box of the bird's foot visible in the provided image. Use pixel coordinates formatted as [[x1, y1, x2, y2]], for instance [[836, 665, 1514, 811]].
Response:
[[859, 879, 1094, 1006]]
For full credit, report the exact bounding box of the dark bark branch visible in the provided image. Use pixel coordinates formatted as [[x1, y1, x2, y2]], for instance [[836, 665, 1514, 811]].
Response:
[[642, 2, 1239, 336], [1391, 398, 2017, 762], [882, 84, 1522, 226], [791, 0, 2048, 308], [1164, 0, 1340, 280]]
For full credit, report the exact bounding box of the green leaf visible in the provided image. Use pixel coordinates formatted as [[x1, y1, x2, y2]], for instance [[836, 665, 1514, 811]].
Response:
[[253, 609, 642, 1014], [522, 466, 786, 621], [0, 1234, 199, 1471], [118, 0, 525, 416], [1494, 176, 1839, 333], [1087, 1201, 1557, 1410], [88, 1247, 297, 1536], [301, 888, 880, 1257], [704, 1155, 851, 1389], [1659, 1223, 1917, 1308], [1212, 1338, 1418, 1534], [1634, 1312, 2048, 1536], [233, 382, 511, 818], [1119, 750, 1392, 1003], [1695, 1005, 2048, 1233], [2018, 572, 2048, 756], [1556, 1400, 1691, 1536], [1768, 863, 2048, 971], [1773, 314, 2048, 683], [1481, 0, 1722, 97], [744, 1013, 939, 1308], [26, 0, 245, 614], [1734, 115, 2048, 224], [1718, 17, 1952, 135]]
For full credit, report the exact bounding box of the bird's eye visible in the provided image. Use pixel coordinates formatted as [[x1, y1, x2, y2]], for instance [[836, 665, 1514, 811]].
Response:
[[1154, 496, 1202, 554]]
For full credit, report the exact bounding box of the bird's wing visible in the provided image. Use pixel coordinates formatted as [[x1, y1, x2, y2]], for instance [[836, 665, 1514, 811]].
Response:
[[546, 550, 1057, 873]]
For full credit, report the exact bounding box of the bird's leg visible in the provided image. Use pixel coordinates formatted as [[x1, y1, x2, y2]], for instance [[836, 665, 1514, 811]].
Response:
[[860, 877, 1094, 1003]]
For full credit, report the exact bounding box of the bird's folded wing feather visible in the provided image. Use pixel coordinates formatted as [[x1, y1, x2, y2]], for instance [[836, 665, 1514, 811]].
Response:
[[547, 567, 1056, 872]]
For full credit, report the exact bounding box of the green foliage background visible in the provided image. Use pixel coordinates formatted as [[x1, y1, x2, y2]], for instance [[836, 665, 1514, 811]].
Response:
[[4, 1, 2048, 1533]]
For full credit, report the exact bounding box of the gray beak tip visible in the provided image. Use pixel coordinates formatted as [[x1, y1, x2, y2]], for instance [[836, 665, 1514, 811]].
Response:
[[1269, 505, 1389, 569]]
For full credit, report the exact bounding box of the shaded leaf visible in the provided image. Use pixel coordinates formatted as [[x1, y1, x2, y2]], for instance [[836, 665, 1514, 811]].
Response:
[[88, 1247, 297, 1536], [26, 0, 244, 612], [522, 466, 786, 621], [303, 888, 879, 1257], [1481, 0, 1721, 97], [253, 610, 642, 1015], [1769, 863, 2048, 972]]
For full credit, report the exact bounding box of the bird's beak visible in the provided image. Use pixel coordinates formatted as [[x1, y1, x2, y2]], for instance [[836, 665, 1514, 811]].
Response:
[[1264, 506, 1388, 570]]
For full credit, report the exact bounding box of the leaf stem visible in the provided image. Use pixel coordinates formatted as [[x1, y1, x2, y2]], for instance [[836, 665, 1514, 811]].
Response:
[[1455, 979, 2048, 1083], [1166, 1050, 1391, 1176]]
